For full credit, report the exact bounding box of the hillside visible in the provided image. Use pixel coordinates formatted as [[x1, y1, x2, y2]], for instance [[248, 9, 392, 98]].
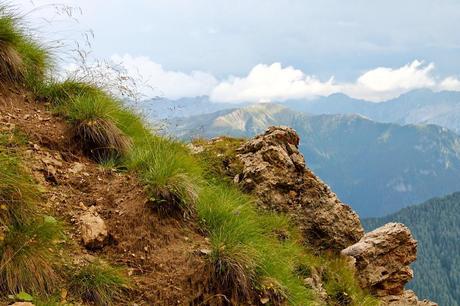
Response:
[[168, 103, 460, 217], [0, 3, 438, 306], [286, 90, 460, 134], [363, 192, 460, 306]]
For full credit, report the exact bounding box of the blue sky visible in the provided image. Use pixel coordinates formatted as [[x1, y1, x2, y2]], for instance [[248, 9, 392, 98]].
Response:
[[16, 0, 460, 101]]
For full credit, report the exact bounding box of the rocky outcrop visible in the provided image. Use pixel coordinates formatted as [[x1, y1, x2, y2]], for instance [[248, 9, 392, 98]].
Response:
[[342, 223, 437, 305], [234, 126, 364, 251], [194, 126, 436, 304], [79, 207, 109, 249]]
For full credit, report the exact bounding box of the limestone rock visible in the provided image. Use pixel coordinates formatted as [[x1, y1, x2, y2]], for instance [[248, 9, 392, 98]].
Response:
[[381, 290, 438, 306], [341, 223, 416, 295], [235, 126, 364, 251], [79, 207, 109, 249], [342, 223, 437, 305]]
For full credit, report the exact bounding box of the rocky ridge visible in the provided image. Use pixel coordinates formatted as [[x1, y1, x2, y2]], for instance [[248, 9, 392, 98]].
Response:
[[196, 126, 437, 305]]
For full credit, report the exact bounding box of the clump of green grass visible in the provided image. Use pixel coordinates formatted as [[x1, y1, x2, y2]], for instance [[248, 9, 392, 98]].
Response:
[[128, 136, 202, 216], [322, 257, 380, 306], [70, 260, 128, 306], [0, 150, 38, 227], [0, 4, 50, 90], [0, 217, 63, 295], [44, 83, 132, 162], [0, 137, 63, 297], [192, 137, 246, 182], [197, 184, 317, 304]]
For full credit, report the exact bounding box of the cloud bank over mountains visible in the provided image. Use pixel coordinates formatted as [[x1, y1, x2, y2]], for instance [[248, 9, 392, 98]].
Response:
[[113, 54, 460, 102]]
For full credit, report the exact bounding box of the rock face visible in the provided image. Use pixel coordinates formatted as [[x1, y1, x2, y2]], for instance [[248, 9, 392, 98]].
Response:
[[342, 223, 437, 305], [234, 126, 364, 251], [79, 208, 109, 249]]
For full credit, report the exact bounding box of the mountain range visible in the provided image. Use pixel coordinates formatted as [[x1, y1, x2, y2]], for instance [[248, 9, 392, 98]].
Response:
[[165, 103, 460, 217], [286, 89, 460, 134], [363, 192, 460, 306], [141, 90, 460, 134]]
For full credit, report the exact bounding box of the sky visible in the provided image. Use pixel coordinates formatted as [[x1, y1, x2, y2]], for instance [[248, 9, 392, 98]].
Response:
[[14, 0, 460, 102]]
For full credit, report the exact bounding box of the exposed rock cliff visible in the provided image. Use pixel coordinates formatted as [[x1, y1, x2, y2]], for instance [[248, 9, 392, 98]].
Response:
[[234, 126, 364, 251]]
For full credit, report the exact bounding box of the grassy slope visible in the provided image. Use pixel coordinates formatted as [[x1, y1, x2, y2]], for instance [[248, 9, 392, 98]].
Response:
[[0, 4, 379, 305]]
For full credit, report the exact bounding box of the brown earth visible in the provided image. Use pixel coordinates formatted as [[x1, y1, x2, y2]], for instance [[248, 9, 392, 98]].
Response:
[[0, 90, 215, 305]]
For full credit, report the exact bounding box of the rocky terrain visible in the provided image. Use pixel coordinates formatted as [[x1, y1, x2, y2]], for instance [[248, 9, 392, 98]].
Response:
[[192, 126, 437, 305]]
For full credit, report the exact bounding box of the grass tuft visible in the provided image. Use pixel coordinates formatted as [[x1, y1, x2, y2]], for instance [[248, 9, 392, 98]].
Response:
[[197, 184, 316, 304], [0, 218, 63, 295], [48, 87, 132, 162], [0, 150, 38, 227], [128, 137, 202, 216], [322, 257, 380, 306], [0, 4, 50, 90], [70, 261, 128, 306]]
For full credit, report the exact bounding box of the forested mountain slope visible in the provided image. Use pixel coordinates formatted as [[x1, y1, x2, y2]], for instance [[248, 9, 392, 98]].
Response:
[[363, 192, 460, 306]]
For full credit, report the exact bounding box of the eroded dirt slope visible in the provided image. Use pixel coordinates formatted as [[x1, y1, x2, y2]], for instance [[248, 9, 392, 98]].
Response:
[[0, 91, 213, 305]]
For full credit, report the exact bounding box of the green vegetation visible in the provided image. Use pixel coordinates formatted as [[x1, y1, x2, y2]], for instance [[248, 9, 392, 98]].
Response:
[[198, 183, 314, 303], [71, 261, 129, 305], [363, 192, 460, 306], [0, 4, 49, 90], [0, 218, 62, 295], [192, 137, 245, 182], [0, 135, 62, 296], [0, 151, 36, 227]]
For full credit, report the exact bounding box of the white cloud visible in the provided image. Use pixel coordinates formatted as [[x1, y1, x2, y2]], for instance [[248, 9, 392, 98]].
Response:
[[110, 54, 218, 99], [106, 56, 460, 102], [210, 63, 338, 103], [209, 60, 460, 103], [439, 76, 460, 91], [342, 60, 436, 101]]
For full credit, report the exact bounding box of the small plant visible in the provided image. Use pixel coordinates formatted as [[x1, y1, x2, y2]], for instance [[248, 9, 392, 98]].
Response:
[[70, 261, 128, 305]]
